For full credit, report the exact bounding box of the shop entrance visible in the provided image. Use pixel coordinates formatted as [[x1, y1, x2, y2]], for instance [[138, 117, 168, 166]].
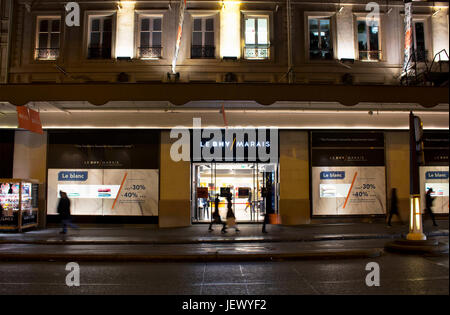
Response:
[[191, 163, 278, 223]]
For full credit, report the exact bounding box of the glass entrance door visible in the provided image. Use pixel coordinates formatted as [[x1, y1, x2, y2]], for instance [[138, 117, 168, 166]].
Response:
[[191, 162, 278, 223]]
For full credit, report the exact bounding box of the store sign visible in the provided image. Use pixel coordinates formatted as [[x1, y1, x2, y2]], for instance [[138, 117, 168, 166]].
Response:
[[420, 166, 449, 214], [47, 169, 159, 216], [320, 171, 345, 180], [313, 166, 386, 216], [425, 171, 449, 180], [16, 107, 43, 135], [58, 171, 88, 181]]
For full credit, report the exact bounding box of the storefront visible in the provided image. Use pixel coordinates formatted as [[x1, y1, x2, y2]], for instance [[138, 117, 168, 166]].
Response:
[[310, 131, 387, 217], [190, 128, 279, 223], [419, 131, 449, 214], [46, 130, 160, 224]]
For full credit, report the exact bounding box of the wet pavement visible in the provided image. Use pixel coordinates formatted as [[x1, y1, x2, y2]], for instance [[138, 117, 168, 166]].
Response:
[[0, 250, 448, 295]]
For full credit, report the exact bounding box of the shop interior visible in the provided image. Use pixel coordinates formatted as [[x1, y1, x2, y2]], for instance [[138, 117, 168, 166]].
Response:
[[192, 163, 278, 223]]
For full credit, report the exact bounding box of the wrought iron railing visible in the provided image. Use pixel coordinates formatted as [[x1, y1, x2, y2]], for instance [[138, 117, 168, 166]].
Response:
[[191, 45, 215, 59], [88, 46, 112, 59], [309, 49, 333, 60], [138, 46, 162, 59], [35, 48, 59, 60], [244, 44, 270, 59], [359, 50, 382, 61]]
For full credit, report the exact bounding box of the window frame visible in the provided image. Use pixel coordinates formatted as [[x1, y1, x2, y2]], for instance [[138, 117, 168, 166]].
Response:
[[34, 16, 61, 61], [137, 14, 164, 60], [187, 11, 220, 60], [191, 16, 216, 58], [305, 12, 337, 62], [354, 14, 383, 62], [84, 11, 117, 61], [242, 13, 271, 60]]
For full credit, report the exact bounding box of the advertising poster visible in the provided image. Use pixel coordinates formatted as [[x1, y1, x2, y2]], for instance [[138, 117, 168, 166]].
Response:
[[420, 166, 449, 214], [47, 169, 159, 216], [312, 167, 386, 215]]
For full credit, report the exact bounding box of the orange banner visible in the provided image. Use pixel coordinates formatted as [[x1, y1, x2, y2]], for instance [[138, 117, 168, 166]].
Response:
[[16, 106, 43, 134]]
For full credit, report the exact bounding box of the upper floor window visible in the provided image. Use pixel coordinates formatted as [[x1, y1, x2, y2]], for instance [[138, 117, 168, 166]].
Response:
[[139, 16, 162, 59], [244, 16, 269, 60], [35, 17, 60, 60], [88, 16, 113, 59], [357, 19, 381, 61], [191, 17, 215, 59], [413, 21, 427, 62], [309, 18, 332, 60]]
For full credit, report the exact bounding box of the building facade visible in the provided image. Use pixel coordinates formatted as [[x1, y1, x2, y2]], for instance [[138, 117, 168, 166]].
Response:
[[0, 0, 448, 228]]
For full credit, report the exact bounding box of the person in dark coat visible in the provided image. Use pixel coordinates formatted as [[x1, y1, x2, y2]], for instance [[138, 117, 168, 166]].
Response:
[[387, 188, 402, 226], [208, 194, 226, 233], [0, 203, 3, 218], [57, 191, 78, 234], [425, 188, 438, 226], [225, 193, 240, 233]]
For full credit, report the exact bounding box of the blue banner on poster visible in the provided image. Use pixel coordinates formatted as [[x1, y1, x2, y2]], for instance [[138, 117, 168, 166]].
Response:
[[320, 171, 345, 180], [425, 171, 449, 180], [58, 171, 88, 181]]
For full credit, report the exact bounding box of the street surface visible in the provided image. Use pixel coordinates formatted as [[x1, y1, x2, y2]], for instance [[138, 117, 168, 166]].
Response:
[[0, 239, 448, 295]]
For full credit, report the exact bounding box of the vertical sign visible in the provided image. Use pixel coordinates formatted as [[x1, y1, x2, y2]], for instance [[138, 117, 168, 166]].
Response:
[[403, 0, 413, 75], [171, 0, 187, 74]]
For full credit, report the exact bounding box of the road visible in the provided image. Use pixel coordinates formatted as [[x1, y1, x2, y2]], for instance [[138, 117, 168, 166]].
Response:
[[0, 245, 447, 295]]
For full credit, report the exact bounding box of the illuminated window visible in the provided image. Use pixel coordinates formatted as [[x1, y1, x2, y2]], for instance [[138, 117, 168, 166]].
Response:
[[244, 16, 269, 60], [357, 19, 381, 61], [191, 17, 215, 59], [309, 18, 333, 60], [139, 16, 163, 59], [88, 16, 113, 59], [35, 17, 60, 60]]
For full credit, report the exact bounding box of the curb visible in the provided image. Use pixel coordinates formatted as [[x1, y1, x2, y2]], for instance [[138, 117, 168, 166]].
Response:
[[0, 249, 382, 262], [0, 231, 447, 245]]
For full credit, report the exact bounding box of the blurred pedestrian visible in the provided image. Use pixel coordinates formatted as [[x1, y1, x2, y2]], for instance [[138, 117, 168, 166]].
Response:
[[387, 188, 402, 226], [225, 193, 240, 233], [425, 188, 438, 227], [208, 194, 227, 233], [57, 191, 78, 234]]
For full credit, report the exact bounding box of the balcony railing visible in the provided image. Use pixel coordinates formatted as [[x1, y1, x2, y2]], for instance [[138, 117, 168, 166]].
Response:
[[244, 44, 270, 59], [191, 45, 215, 59], [138, 46, 162, 59], [88, 46, 112, 59], [359, 50, 382, 61], [35, 48, 59, 60], [310, 49, 333, 60]]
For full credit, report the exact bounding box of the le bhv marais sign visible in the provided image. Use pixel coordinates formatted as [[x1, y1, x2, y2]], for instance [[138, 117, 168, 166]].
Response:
[[169, 119, 279, 163]]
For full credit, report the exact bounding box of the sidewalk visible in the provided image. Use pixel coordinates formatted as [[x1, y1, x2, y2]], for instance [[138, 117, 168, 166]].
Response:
[[0, 220, 447, 262]]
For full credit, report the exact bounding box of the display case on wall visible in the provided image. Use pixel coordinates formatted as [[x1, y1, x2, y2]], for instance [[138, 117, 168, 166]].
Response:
[[0, 179, 39, 231]]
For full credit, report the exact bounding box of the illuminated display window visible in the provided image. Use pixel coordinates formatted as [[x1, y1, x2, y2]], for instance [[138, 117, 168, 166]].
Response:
[[88, 15, 114, 59], [138, 16, 163, 59], [244, 16, 270, 60], [191, 17, 215, 59], [308, 18, 333, 60], [357, 18, 381, 61], [35, 17, 60, 60]]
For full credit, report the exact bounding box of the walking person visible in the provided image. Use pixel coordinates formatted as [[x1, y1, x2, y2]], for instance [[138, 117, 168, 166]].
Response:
[[261, 184, 274, 234], [225, 193, 240, 233], [57, 191, 78, 234], [425, 188, 438, 227], [387, 188, 402, 226], [244, 190, 252, 213], [208, 194, 227, 233]]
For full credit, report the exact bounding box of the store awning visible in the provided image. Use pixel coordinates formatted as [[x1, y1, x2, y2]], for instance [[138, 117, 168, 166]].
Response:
[[0, 83, 448, 107]]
